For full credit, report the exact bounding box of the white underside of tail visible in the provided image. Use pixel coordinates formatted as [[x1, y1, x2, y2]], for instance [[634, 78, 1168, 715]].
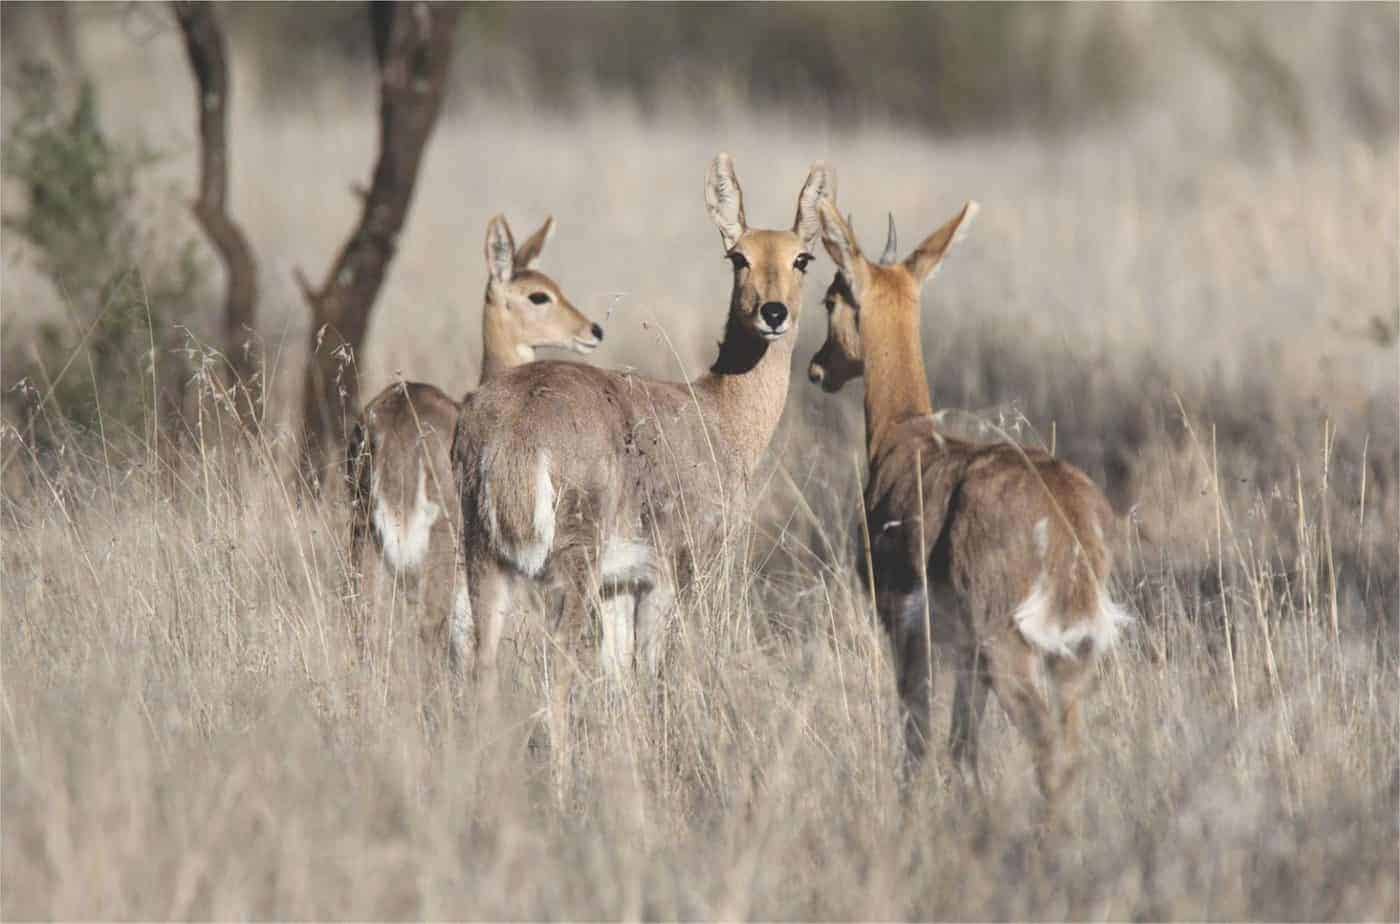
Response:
[[1012, 573, 1131, 658], [371, 459, 442, 574], [479, 449, 556, 577]]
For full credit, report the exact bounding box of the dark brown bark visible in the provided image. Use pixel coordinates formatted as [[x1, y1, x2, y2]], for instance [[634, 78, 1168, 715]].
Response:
[[295, 1, 460, 488], [173, 1, 261, 425]]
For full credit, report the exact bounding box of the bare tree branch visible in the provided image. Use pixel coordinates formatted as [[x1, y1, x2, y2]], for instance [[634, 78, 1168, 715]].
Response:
[[173, 0, 261, 425], [297, 0, 460, 487]]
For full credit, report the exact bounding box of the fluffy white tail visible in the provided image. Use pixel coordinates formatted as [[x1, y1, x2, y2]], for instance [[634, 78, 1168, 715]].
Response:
[[1013, 575, 1131, 659], [371, 458, 442, 574]]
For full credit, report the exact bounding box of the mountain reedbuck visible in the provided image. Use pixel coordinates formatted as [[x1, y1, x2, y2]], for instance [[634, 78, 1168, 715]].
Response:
[[348, 215, 604, 649], [808, 199, 1128, 815], [451, 154, 834, 693]]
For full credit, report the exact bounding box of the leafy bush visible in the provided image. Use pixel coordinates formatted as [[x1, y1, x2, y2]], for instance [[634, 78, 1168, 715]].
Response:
[[2, 63, 202, 454]]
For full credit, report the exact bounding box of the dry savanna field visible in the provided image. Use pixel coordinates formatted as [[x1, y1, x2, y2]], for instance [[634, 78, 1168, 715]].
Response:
[[1, 6, 1397, 920]]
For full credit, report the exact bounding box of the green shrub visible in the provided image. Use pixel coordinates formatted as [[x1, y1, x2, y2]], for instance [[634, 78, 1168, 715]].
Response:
[[2, 63, 203, 455]]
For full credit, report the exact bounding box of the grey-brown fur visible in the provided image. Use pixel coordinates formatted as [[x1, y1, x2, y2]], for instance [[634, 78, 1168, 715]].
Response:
[[348, 382, 461, 646], [347, 215, 602, 653], [450, 155, 834, 692]]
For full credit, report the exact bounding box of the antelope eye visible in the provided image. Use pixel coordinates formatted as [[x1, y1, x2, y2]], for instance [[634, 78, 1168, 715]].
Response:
[[727, 251, 750, 270], [794, 253, 813, 272], [528, 292, 551, 305]]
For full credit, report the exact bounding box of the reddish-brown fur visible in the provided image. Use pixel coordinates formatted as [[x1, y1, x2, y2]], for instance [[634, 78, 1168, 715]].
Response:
[[809, 199, 1127, 816]]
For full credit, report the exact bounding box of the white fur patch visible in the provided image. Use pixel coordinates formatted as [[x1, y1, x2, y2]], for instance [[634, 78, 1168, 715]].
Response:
[[478, 451, 499, 540], [1033, 517, 1050, 557], [477, 448, 554, 577], [371, 459, 441, 574], [600, 539, 653, 584], [1012, 573, 1131, 659], [514, 450, 555, 576]]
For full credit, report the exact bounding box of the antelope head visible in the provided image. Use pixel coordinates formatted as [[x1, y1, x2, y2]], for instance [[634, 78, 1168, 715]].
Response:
[[807, 201, 978, 392], [705, 153, 834, 343], [484, 214, 604, 358]]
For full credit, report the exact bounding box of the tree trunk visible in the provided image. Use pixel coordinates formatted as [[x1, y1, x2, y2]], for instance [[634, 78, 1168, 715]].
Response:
[[295, 0, 460, 489], [173, 1, 262, 426]]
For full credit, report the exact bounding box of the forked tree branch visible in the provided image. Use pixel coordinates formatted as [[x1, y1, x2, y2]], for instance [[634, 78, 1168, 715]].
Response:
[[172, 0, 261, 424], [296, 0, 461, 486]]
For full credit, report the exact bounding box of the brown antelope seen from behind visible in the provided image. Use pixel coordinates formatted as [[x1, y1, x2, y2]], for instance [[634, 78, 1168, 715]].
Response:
[[808, 199, 1128, 817], [348, 215, 604, 650], [451, 154, 833, 694]]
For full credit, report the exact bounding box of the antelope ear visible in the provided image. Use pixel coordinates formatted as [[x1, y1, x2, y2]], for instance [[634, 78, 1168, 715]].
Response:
[[513, 215, 555, 270], [705, 153, 747, 252], [484, 214, 516, 284], [793, 161, 835, 252], [904, 201, 978, 285], [818, 198, 865, 294]]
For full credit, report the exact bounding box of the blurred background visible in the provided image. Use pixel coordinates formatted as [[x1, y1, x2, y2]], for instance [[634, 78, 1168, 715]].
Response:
[[1, 1, 1396, 520], [3, 7, 1398, 918]]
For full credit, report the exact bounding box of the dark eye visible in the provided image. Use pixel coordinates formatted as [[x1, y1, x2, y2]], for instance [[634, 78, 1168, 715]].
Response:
[[794, 253, 813, 272], [727, 251, 750, 270], [528, 292, 551, 305]]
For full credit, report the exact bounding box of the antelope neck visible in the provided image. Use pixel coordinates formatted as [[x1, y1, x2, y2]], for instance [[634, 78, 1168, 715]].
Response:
[[862, 302, 934, 461], [479, 291, 532, 382], [698, 311, 796, 479]]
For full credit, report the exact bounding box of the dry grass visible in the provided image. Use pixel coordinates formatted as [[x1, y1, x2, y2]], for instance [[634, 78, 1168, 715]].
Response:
[[2, 10, 1398, 921], [2, 388, 1395, 919]]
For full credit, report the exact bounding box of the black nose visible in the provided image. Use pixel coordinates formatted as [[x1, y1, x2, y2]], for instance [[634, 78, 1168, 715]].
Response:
[[591, 322, 604, 341], [808, 363, 825, 385], [759, 302, 788, 330]]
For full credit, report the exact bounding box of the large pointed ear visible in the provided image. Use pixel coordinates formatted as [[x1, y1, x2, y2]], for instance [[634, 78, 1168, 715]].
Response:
[[904, 201, 978, 285], [484, 214, 515, 284], [793, 161, 835, 252], [513, 215, 555, 270], [705, 153, 747, 251], [818, 198, 866, 293]]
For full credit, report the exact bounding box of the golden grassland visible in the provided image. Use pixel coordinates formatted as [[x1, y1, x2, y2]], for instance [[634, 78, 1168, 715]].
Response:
[[2, 18, 1397, 920]]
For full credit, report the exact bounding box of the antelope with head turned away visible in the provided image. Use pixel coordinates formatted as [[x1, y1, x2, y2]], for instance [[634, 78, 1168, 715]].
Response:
[[808, 197, 1128, 816], [347, 215, 604, 651], [451, 154, 834, 695]]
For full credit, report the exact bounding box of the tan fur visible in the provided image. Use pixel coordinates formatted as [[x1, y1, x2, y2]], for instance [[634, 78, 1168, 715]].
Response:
[[347, 215, 603, 652], [809, 199, 1128, 817], [451, 155, 833, 692]]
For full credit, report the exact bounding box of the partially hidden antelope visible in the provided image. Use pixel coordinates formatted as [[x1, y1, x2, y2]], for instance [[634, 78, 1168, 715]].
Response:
[[451, 154, 834, 690], [348, 215, 604, 646], [808, 199, 1129, 814]]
